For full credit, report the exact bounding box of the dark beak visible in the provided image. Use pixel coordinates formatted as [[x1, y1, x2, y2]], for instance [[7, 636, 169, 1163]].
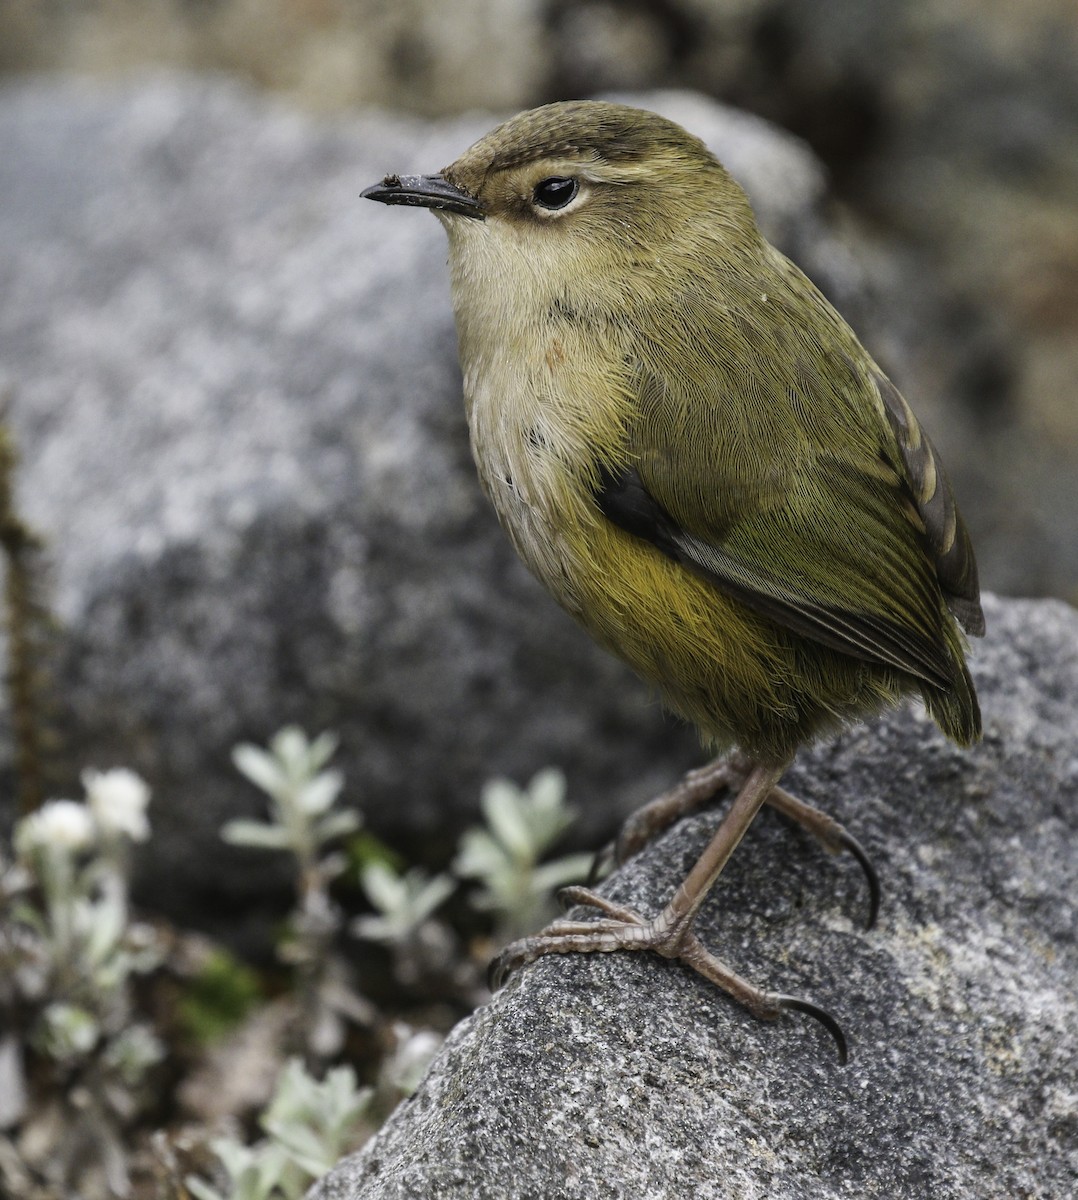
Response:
[[361, 173, 484, 219]]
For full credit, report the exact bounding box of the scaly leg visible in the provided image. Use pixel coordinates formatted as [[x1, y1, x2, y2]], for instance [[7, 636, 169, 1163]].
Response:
[[492, 759, 848, 1061]]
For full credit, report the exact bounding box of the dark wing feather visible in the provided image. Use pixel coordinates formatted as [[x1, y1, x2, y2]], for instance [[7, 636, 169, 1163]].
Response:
[[596, 463, 953, 687]]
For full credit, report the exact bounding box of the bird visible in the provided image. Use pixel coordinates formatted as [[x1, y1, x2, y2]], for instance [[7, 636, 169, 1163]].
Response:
[[363, 100, 984, 1058]]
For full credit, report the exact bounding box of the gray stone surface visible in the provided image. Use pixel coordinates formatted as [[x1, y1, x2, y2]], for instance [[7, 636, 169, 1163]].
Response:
[[310, 594, 1078, 1200], [0, 76, 879, 936]]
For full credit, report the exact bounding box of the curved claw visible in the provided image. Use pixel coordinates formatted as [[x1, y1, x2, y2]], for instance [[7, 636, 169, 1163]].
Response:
[[833, 828, 881, 930], [764, 785, 882, 931], [487, 951, 512, 992], [774, 994, 848, 1064], [586, 841, 615, 887]]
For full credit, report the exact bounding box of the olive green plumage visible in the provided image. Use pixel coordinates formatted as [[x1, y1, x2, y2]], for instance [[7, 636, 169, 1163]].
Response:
[[369, 101, 984, 766]]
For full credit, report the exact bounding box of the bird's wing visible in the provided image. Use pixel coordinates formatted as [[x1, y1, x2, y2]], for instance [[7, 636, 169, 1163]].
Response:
[[595, 459, 953, 687], [873, 373, 984, 636], [594, 329, 978, 687]]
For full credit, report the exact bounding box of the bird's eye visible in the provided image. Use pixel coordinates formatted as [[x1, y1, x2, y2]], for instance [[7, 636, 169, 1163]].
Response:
[[532, 177, 579, 210]]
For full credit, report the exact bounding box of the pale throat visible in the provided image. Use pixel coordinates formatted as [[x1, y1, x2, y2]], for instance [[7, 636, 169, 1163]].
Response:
[[441, 215, 634, 588]]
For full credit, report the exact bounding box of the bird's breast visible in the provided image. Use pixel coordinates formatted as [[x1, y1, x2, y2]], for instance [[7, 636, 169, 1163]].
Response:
[[456, 297, 635, 614], [462, 347, 592, 602]]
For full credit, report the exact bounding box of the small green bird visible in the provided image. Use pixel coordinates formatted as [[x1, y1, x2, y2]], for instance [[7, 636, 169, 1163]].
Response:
[[364, 100, 983, 1056]]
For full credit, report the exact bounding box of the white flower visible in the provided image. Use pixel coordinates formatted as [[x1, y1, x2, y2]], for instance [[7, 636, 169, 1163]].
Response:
[[15, 799, 96, 858], [82, 768, 151, 841]]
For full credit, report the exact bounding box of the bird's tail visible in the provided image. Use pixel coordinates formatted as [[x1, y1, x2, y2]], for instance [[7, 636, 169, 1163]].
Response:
[[921, 656, 982, 747]]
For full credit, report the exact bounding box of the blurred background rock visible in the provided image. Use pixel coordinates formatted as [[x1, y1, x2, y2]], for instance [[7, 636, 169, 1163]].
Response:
[[2, 0, 1076, 600], [0, 1, 1075, 942]]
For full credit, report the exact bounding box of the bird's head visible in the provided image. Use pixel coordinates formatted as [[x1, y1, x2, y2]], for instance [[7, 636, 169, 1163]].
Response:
[[362, 101, 759, 288]]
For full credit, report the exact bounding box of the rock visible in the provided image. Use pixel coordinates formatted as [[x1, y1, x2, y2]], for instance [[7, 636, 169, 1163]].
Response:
[[309, 594, 1078, 1200], [0, 76, 879, 938]]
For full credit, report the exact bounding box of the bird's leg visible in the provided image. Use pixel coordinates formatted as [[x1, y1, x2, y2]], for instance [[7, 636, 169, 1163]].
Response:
[[492, 760, 848, 1061], [592, 750, 879, 928]]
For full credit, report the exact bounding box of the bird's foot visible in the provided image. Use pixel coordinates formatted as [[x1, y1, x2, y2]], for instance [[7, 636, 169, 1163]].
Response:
[[491, 884, 847, 1063]]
